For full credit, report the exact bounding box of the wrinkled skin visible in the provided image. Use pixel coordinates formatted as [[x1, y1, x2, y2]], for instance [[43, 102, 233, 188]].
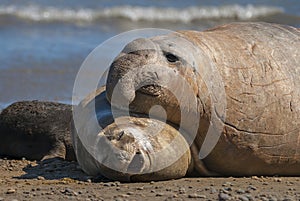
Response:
[[72, 22, 300, 182], [105, 22, 300, 177]]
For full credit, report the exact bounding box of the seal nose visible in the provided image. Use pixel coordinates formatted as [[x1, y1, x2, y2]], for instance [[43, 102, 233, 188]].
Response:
[[122, 38, 156, 53]]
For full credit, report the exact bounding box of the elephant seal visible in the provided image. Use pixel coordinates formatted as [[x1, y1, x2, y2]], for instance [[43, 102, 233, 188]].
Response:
[[0, 101, 75, 161], [73, 22, 300, 181], [72, 86, 198, 181]]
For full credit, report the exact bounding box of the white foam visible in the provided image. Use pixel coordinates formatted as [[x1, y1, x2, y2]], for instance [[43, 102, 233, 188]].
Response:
[[0, 4, 284, 23]]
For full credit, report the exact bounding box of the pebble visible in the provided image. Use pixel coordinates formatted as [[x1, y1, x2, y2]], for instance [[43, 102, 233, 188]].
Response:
[[238, 195, 249, 201], [179, 187, 186, 194], [188, 193, 206, 198], [37, 176, 45, 180], [223, 187, 232, 191], [0, 197, 4, 201], [6, 188, 16, 194], [156, 193, 164, 196], [236, 189, 245, 194], [136, 187, 144, 190], [246, 195, 254, 201], [219, 192, 231, 201], [222, 182, 232, 187], [118, 194, 129, 198], [274, 178, 282, 182], [210, 187, 217, 194], [247, 185, 257, 191], [221, 189, 231, 194], [61, 188, 78, 196]]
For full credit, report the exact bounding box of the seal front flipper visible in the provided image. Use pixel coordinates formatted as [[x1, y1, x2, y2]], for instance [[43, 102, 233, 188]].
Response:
[[41, 142, 66, 161]]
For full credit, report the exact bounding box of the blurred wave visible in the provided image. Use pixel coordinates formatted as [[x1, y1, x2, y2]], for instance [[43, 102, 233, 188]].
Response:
[[0, 4, 284, 23]]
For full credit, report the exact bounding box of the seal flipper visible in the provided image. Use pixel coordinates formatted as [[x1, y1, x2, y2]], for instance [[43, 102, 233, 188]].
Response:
[[188, 143, 219, 176], [41, 142, 66, 161]]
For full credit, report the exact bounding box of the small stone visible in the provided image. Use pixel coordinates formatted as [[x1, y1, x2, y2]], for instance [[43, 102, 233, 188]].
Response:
[[268, 195, 278, 201], [179, 187, 186, 194], [224, 187, 232, 191], [239, 195, 249, 201], [136, 187, 144, 190], [127, 191, 134, 195], [119, 194, 129, 198], [103, 183, 111, 187], [188, 193, 206, 198], [0, 197, 4, 201], [156, 193, 164, 196], [6, 188, 16, 194], [274, 178, 282, 182], [219, 192, 231, 201], [246, 195, 254, 201], [62, 188, 78, 196], [247, 185, 257, 191], [210, 187, 217, 194], [221, 189, 231, 194], [236, 189, 245, 194], [222, 182, 232, 187], [282, 196, 293, 201], [150, 181, 155, 184]]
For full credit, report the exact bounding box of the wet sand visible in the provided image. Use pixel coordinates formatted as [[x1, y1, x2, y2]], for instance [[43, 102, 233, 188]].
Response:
[[0, 158, 299, 201]]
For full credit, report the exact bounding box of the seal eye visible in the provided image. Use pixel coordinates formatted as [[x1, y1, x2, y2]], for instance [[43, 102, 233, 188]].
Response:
[[165, 53, 179, 63]]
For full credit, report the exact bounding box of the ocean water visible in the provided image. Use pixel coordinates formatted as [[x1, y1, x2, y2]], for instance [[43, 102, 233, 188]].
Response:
[[0, 0, 299, 110]]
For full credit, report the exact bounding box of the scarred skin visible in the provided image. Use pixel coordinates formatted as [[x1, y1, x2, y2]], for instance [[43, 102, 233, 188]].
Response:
[[103, 22, 300, 179]]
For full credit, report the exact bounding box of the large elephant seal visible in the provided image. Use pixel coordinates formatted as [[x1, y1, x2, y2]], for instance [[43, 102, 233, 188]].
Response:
[[72, 22, 300, 181], [0, 101, 75, 161]]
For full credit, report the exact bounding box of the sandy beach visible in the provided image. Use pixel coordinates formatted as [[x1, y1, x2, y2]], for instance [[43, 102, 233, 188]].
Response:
[[0, 158, 299, 201]]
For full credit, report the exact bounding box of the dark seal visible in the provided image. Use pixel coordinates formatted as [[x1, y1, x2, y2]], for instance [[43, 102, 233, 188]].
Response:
[[0, 101, 75, 161]]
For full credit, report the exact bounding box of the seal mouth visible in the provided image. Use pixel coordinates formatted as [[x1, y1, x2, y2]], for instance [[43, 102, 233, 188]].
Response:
[[96, 122, 154, 175]]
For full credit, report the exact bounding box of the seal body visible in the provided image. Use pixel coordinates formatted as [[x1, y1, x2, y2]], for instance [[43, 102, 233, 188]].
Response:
[[103, 22, 300, 178], [0, 101, 75, 161]]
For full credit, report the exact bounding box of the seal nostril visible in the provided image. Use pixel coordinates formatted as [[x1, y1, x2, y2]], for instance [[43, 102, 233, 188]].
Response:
[[165, 52, 179, 63], [117, 131, 125, 141]]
